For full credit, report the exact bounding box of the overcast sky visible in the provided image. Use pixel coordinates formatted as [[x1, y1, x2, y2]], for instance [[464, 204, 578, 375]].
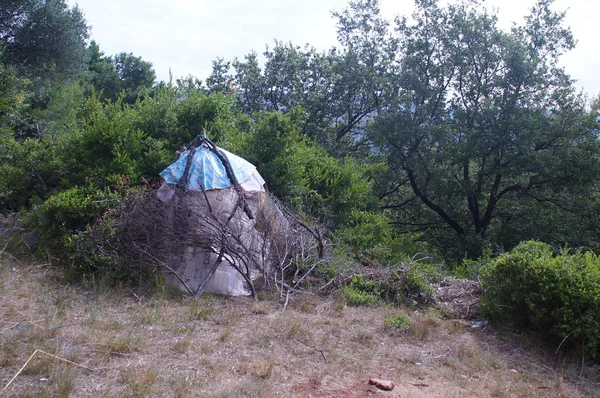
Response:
[[67, 0, 599, 99]]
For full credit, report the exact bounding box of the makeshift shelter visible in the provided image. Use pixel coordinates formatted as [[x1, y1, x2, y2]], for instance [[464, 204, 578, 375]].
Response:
[[155, 137, 287, 296]]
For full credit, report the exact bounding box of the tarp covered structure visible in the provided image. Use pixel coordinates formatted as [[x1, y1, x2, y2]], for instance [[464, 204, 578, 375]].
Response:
[[156, 138, 287, 296]]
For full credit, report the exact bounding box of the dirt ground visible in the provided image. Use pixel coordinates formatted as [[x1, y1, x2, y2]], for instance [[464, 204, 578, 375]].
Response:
[[1, 258, 600, 397]]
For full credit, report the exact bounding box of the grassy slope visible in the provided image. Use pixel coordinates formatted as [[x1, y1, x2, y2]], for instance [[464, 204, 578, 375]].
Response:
[[1, 257, 598, 398]]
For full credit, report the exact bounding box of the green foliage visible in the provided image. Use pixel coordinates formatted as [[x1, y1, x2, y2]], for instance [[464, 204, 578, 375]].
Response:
[[0, 56, 30, 130], [366, 0, 600, 258], [1, 0, 596, 303], [346, 260, 439, 306], [340, 286, 376, 306], [65, 211, 142, 282], [0, 134, 62, 209], [84, 41, 121, 102], [336, 210, 416, 265], [384, 313, 412, 331], [172, 90, 241, 147], [27, 186, 120, 251], [453, 246, 493, 279], [1, 0, 89, 83], [238, 109, 378, 229], [113, 52, 156, 104], [58, 95, 169, 187], [83, 42, 158, 105], [481, 241, 600, 358], [206, 0, 600, 259]]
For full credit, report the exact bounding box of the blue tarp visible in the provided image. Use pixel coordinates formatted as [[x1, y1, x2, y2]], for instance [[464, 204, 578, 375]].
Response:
[[160, 146, 256, 191]]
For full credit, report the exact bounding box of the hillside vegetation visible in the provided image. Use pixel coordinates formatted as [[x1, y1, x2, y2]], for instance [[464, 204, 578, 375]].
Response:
[[1, 0, 600, 383]]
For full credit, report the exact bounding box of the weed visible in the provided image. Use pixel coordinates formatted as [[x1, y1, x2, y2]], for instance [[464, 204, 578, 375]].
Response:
[[294, 294, 319, 313], [410, 313, 441, 339], [219, 328, 232, 343], [97, 331, 144, 355], [331, 294, 346, 312], [251, 301, 270, 315], [284, 320, 310, 340], [189, 299, 214, 321], [0, 342, 18, 367], [401, 353, 423, 364], [354, 330, 375, 344], [56, 367, 75, 398], [340, 286, 376, 306], [171, 377, 192, 398], [22, 353, 55, 376], [173, 337, 192, 354], [54, 290, 70, 318], [120, 366, 158, 396], [384, 313, 412, 331], [446, 319, 467, 334], [249, 329, 277, 349], [136, 306, 163, 325], [249, 359, 274, 378], [214, 308, 243, 326], [454, 344, 503, 373]]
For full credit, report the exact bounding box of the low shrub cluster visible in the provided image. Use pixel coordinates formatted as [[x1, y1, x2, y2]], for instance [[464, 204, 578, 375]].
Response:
[[384, 313, 412, 330], [340, 260, 441, 307], [480, 241, 600, 358], [26, 186, 121, 254]]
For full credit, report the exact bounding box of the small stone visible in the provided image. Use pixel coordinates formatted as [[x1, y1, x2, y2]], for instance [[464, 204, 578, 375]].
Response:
[[510, 369, 518, 373]]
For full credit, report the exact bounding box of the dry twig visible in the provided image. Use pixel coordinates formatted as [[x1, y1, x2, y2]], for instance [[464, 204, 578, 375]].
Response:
[[1, 349, 93, 395]]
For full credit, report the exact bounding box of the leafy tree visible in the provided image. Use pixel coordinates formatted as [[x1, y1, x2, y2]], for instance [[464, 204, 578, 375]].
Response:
[[113, 52, 156, 104], [231, 51, 265, 114], [0, 0, 89, 83], [83, 43, 157, 105], [84, 41, 121, 102], [0, 53, 29, 131], [329, 0, 398, 141], [206, 57, 234, 94], [369, 0, 600, 257], [207, 1, 399, 150], [240, 109, 378, 228]]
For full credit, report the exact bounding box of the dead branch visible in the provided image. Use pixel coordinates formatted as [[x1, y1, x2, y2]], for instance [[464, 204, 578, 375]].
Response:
[[1, 349, 93, 395], [294, 337, 327, 362]]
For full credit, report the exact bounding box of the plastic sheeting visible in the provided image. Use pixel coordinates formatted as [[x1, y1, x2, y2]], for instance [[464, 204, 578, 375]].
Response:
[[159, 146, 265, 192], [165, 188, 268, 296]]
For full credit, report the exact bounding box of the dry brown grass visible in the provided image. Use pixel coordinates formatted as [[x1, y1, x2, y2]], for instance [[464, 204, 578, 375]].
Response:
[[2, 258, 600, 397]]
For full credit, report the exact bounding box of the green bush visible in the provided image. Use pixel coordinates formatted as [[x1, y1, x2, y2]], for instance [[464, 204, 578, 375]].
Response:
[[345, 260, 439, 306], [481, 240, 600, 358], [384, 313, 412, 330], [27, 186, 120, 253], [340, 286, 376, 306]]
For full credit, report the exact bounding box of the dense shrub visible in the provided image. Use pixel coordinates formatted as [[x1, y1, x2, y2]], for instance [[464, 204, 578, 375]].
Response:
[[340, 286, 376, 306], [0, 135, 65, 209], [345, 260, 440, 306], [481, 241, 600, 358], [384, 313, 412, 330], [27, 186, 120, 253], [239, 110, 379, 230]]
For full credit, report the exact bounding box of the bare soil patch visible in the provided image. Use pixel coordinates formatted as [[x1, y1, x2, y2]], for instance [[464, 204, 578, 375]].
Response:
[[1, 258, 599, 397]]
